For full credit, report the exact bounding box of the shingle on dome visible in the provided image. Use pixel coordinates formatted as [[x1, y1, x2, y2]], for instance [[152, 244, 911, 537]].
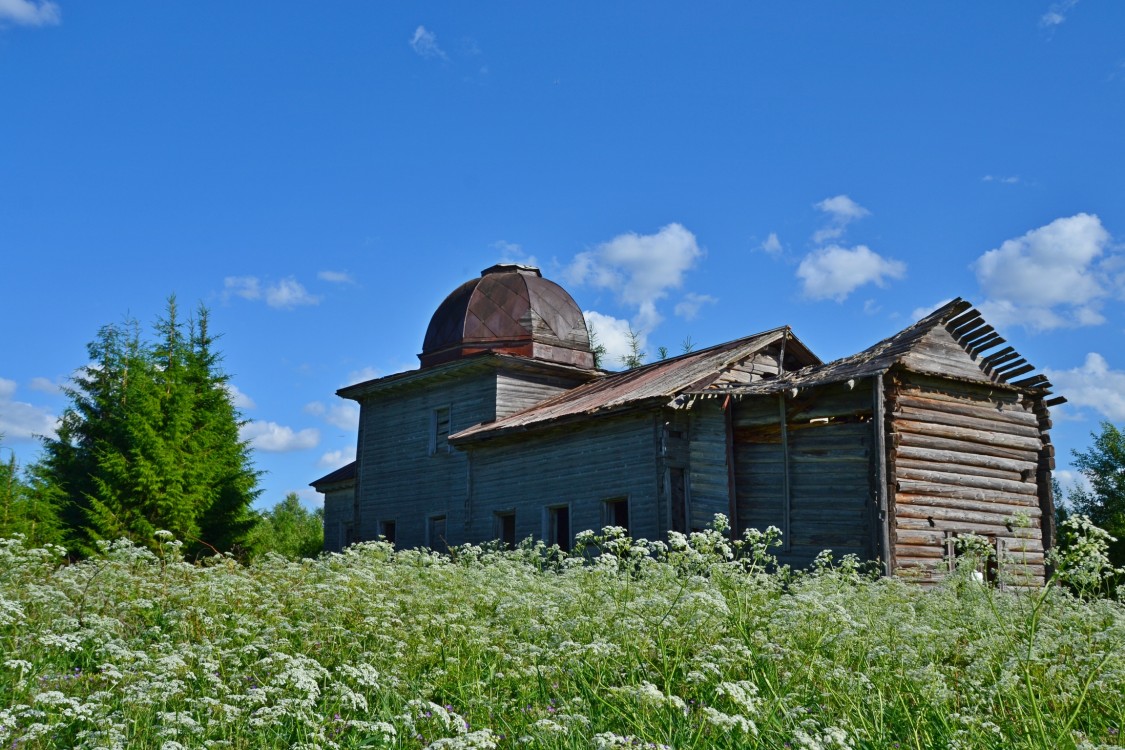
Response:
[[420, 264, 595, 369]]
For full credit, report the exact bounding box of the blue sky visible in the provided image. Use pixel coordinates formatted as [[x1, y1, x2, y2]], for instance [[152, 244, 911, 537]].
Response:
[[1, 2, 1123, 510]]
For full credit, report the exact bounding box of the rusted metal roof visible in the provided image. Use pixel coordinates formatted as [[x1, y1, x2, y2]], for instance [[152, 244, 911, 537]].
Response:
[[450, 327, 820, 444], [309, 460, 356, 489], [687, 298, 1065, 404], [420, 264, 594, 369]]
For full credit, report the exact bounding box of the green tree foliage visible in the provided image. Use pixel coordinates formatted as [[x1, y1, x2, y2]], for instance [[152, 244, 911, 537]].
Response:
[[1069, 421, 1125, 567], [0, 440, 63, 546], [245, 492, 324, 559], [620, 326, 646, 369], [36, 297, 260, 556]]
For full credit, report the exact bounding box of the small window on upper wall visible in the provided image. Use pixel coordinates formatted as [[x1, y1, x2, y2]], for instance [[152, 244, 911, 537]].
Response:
[[431, 407, 451, 454]]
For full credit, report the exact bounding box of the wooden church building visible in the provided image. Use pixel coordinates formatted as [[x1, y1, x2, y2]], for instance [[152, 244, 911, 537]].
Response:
[[312, 264, 1063, 583]]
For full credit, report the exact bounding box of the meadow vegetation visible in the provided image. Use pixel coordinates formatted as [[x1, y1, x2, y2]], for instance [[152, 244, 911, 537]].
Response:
[[1, 516, 1123, 750]]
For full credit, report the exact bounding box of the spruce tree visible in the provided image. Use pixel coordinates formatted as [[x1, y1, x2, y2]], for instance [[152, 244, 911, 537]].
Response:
[[36, 299, 259, 555]]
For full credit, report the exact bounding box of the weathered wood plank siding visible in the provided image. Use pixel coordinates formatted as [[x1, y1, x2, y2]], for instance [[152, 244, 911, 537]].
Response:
[[733, 380, 876, 567], [495, 372, 581, 418], [464, 412, 661, 545], [321, 487, 354, 553], [687, 401, 733, 530], [888, 372, 1046, 585], [355, 371, 497, 550]]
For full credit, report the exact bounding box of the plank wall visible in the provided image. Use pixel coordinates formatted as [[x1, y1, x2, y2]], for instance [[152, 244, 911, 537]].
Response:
[[733, 380, 876, 567], [465, 412, 662, 545], [686, 402, 734, 531], [355, 370, 497, 550], [495, 371, 586, 418], [888, 372, 1047, 585], [321, 486, 355, 553]]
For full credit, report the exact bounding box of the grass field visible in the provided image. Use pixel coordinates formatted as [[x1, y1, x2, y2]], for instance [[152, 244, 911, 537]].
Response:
[[1, 519, 1123, 749]]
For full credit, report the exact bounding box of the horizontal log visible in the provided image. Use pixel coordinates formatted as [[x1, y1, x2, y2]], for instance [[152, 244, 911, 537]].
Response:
[[894, 457, 1023, 483], [895, 528, 1044, 551], [895, 466, 1037, 496], [894, 392, 1036, 427], [896, 480, 1041, 506], [895, 419, 1042, 452], [896, 376, 1023, 404], [895, 543, 944, 559], [896, 515, 1040, 537], [894, 404, 1041, 440], [894, 443, 1037, 474], [895, 431, 1037, 462], [896, 493, 1040, 522], [896, 501, 1041, 528]]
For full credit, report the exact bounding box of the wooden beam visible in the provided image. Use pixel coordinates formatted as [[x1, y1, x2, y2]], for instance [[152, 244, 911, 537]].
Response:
[[873, 373, 891, 575], [997, 363, 1036, 381], [958, 324, 995, 348], [778, 393, 791, 552], [968, 333, 1004, 357], [946, 309, 981, 332], [724, 396, 738, 539]]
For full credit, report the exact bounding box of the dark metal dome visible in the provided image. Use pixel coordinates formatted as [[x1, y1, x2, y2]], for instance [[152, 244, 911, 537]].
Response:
[[420, 264, 594, 369]]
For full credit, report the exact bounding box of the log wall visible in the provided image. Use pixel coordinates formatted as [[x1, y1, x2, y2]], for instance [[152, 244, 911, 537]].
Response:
[[888, 372, 1047, 585]]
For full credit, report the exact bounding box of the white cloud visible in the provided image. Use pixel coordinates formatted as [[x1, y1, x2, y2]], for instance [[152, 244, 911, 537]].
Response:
[[304, 400, 360, 431], [239, 421, 319, 452], [674, 292, 717, 321], [565, 223, 702, 332], [584, 311, 644, 370], [0, 0, 60, 26], [318, 270, 355, 284], [224, 276, 261, 301], [758, 232, 783, 255], [982, 175, 1020, 184], [911, 298, 954, 321], [265, 277, 320, 309], [224, 275, 320, 309], [797, 244, 906, 302], [972, 213, 1112, 331], [0, 377, 57, 442], [1044, 352, 1125, 422], [410, 25, 447, 60], [1040, 0, 1079, 27], [346, 366, 380, 384], [812, 195, 870, 244], [493, 240, 539, 269], [318, 445, 357, 469], [28, 376, 60, 394], [224, 383, 256, 410]]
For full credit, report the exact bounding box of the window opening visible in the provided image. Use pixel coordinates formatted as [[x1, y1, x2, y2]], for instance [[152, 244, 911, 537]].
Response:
[[428, 515, 447, 551], [547, 505, 571, 551], [380, 520, 397, 545], [431, 407, 451, 454], [603, 497, 630, 534], [495, 511, 516, 548]]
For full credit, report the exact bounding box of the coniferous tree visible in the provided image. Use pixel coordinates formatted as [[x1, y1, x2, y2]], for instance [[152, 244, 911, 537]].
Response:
[[35, 298, 259, 555], [0, 439, 63, 546]]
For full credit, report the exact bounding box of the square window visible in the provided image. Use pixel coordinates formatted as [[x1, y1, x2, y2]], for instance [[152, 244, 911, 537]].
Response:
[[603, 497, 629, 534], [379, 520, 397, 545]]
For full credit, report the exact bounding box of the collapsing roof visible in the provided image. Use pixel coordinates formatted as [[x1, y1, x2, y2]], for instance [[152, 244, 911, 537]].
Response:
[[684, 299, 1066, 405], [451, 326, 818, 444]]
